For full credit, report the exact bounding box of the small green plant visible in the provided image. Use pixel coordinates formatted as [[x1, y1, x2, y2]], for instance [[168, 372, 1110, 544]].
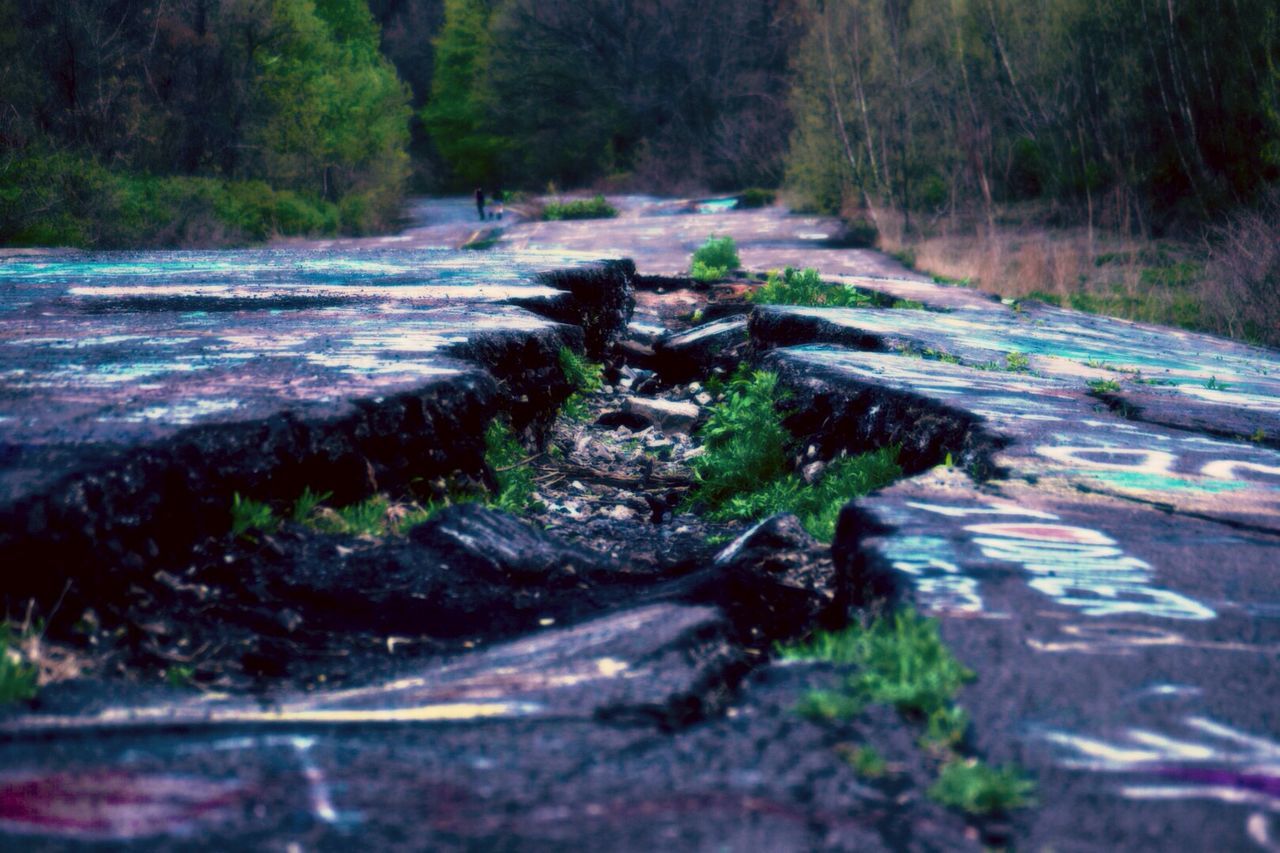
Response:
[[690, 235, 740, 281], [923, 706, 971, 750], [890, 248, 917, 269], [231, 493, 277, 539], [166, 665, 196, 688], [1205, 376, 1230, 391], [796, 690, 865, 722], [779, 610, 974, 718], [844, 745, 889, 779], [292, 487, 332, 524], [689, 368, 792, 507], [737, 188, 777, 209], [1005, 351, 1030, 372], [1251, 428, 1268, 443], [542, 195, 618, 221], [485, 420, 537, 513], [751, 267, 876, 308], [923, 349, 962, 364], [558, 347, 604, 421], [891, 299, 926, 310], [0, 629, 38, 705], [928, 759, 1035, 815], [689, 367, 901, 541], [1088, 378, 1122, 394], [336, 496, 392, 536]]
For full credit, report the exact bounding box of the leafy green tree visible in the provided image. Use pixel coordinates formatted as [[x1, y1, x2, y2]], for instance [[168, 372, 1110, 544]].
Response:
[[420, 0, 504, 187]]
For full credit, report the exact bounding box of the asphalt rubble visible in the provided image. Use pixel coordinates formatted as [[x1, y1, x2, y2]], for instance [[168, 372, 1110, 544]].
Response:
[[5, 241, 1278, 850], [0, 260, 985, 850]]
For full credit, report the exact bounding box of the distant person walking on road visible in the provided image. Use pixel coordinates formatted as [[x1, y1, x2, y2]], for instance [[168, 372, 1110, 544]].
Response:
[[474, 188, 485, 222], [491, 189, 504, 221]]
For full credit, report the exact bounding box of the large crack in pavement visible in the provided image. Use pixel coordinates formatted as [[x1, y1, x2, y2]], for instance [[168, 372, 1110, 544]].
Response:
[[3, 210, 1279, 850], [0, 248, 981, 850]]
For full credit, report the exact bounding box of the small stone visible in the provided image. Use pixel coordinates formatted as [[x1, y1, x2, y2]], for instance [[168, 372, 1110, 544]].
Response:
[[604, 504, 638, 521], [695, 392, 712, 406], [801, 461, 826, 484], [623, 396, 700, 434]]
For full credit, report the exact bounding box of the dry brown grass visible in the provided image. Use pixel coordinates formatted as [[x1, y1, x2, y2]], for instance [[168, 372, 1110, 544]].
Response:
[[871, 207, 1280, 346]]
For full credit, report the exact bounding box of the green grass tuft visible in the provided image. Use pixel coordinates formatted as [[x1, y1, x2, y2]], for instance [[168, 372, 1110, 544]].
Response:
[[689, 368, 792, 507], [1005, 351, 1031, 371], [292, 487, 332, 525], [542, 195, 618, 221], [845, 745, 889, 778], [779, 610, 975, 718], [689, 368, 901, 541], [1088, 378, 1122, 394], [928, 759, 1036, 815], [690, 235, 740, 282], [485, 420, 537, 513], [231, 493, 277, 539], [558, 347, 604, 421], [0, 629, 38, 705], [751, 267, 877, 308]]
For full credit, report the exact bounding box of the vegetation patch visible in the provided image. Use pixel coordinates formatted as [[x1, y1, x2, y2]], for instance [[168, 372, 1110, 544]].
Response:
[[0, 627, 38, 705], [781, 610, 1034, 817], [542, 195, 618, 221], [750, 268, 924, 309], [688, 367, 901, 541], [737, 188, 777, 209], [1088, 379, 1122, 394], [929, 759, 1036, 815], [558, 347, 605, 421], [485, 419, 539, 513], [751, 268, 876, 308], [780, 610, 974, 718], [690, 235, 741, 282]]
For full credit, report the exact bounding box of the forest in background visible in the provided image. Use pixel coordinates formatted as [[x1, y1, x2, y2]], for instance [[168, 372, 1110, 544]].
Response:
[[1, 0, 1277, 344]]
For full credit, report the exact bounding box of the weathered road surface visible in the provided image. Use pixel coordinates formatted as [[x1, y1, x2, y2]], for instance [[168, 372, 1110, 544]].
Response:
[[1, 198, 1278, 850]]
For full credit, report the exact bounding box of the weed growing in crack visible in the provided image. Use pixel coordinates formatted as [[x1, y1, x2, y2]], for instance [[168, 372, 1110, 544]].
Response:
[[928, 759, 1035, 815], [780, 610, 974, 718], [843, 745, 889, 779], [0, 627, 38, 704], [292, 487, 332, 524], [1088, 378, 1122, 394], [690, 368, 902, 541], [166, 664, 195, 688], [558, 347, 604, 421], [690, 368, 792, 506], [782, 610, 1034, 817], [751, 268, 877, 308], [1205, 375, 1230, 391], [485, 419, 538, 513], [231, 493, 277, 540], [1005, 351, 1031, 372], [690, 235, 740, 282]]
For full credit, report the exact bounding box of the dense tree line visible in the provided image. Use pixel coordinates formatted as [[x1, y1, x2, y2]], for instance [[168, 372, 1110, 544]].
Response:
[[0, 0, 410, 245], [421, 0, 801, 192], [2, 0, 1276, 246], [785, 0, 1280, 232]]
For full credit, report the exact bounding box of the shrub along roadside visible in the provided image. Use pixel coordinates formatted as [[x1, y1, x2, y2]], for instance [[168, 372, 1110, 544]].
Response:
[[690, 235, 741, 282], [541, 195, 619, 221], [0, 151, 343, 248]]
